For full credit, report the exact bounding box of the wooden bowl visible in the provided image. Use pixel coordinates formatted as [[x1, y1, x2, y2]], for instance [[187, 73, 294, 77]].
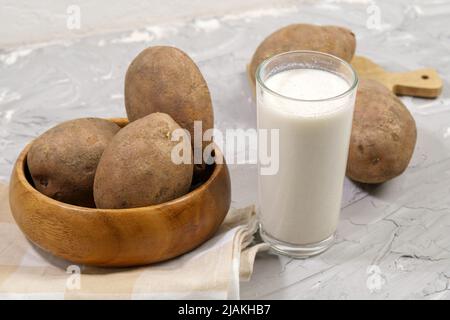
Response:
[[9, 118, 231, 267]]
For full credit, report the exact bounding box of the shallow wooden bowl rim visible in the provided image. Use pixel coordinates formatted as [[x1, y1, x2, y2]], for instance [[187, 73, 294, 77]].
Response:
[[16, 127, 223, 213]]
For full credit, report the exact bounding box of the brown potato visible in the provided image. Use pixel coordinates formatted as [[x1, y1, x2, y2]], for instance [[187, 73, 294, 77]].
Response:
[[124, 46, 213, 159], [346, 79, 417, 184], [249, 24, 356, 85], [93, 113, 193, 209], [27, 118, 121, 207]]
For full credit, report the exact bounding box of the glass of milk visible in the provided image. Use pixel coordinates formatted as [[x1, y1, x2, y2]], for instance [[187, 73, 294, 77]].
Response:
[[256, 50, 358, 258]]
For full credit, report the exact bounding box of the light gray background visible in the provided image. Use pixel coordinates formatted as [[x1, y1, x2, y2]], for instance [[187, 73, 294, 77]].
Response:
[[1, 0, 449, 299]]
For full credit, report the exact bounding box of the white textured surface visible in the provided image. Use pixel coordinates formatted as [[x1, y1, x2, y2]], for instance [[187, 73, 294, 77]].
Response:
[[0, 0, 292, 47], [1, 0, 450, 299]]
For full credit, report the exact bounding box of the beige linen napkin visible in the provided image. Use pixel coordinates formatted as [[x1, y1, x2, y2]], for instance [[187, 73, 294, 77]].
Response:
[[0, 182, 265, 299]]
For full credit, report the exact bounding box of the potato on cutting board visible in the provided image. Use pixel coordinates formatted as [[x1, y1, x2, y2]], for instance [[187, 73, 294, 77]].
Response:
[[347, 79, 417, 184], [248, 23, 356, 86]]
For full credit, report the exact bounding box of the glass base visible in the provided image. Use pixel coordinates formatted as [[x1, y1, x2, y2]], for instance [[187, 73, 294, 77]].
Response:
[[259, 226, 335, 258]]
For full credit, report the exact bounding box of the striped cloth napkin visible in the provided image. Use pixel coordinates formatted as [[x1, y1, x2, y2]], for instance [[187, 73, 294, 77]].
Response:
[[0, 182, 265, 299]]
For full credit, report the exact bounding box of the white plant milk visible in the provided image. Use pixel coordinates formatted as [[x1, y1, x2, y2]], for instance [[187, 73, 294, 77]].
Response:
[[258, 68, 355, 245]]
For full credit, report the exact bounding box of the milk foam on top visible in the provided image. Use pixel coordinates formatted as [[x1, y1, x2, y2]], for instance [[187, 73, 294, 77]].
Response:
[[264, 68, 350, 116]]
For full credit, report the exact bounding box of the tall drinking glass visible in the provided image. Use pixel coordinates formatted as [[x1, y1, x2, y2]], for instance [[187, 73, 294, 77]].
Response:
[[256, 51, 358, 257]]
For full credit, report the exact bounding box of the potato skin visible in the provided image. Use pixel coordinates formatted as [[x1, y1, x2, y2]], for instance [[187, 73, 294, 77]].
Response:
[[27, 118, 121, 207], [124, 46, 213, 154], [249, 24, 356, 85], [93, 113, 193, 209], [346, 79, 417, 184]]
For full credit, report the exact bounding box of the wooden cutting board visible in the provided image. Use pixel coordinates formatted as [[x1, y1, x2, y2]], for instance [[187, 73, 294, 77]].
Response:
[[247, 55, 443, 99], [351, 56, 443, 98]]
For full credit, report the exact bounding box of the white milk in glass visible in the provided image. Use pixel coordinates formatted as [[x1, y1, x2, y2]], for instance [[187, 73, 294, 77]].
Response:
[[258, 68, 355, 248]]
